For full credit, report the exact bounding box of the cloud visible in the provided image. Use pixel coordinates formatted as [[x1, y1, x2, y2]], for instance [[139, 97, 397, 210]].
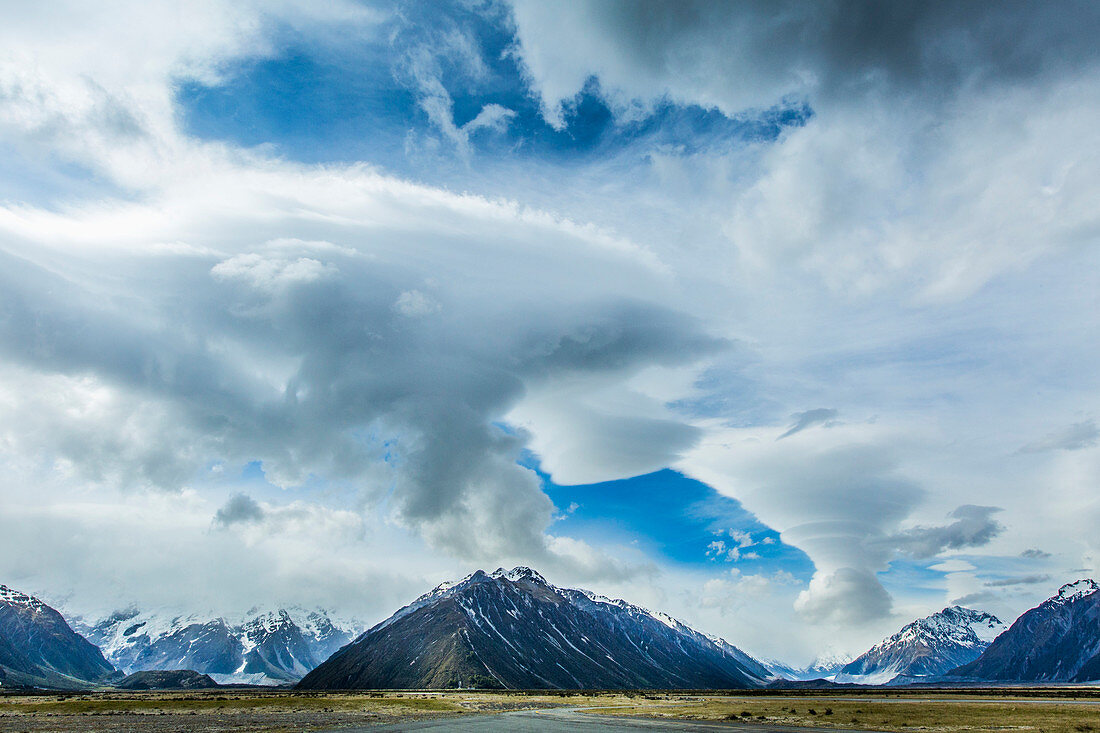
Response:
[[951, 590, 998, 608], [1, 0, 1100, 664], [685, 428, 925, 626], [0, 22, 723, 576], [985, 574, 1052, 588], [213, 493, 265, 527], [510, 1, 1100, 123], [929, 559, 975, 574], [510, 1, 1100, 301], [211, 253, 337, 293], [886, 505, 1004, 559], [778, 408, 839, 440], [463, 103, 517, 135], [1021, 548, 1052, 559], [707, 529, 759, 562], [1019, 420, 1099, 453], [393, 289, 441, 317], [795, 567, 893, 626], [394, 18, 514, 156]]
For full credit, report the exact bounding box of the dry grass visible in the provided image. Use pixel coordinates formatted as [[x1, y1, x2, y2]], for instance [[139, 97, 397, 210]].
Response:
[[583, 693, 1100, 733], [2, 688, 1099, 732], [0, 690, 465, 732]]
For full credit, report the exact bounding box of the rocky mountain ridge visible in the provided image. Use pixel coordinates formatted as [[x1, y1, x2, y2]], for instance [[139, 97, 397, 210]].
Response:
[[950, 579, 1100, 682], [0, 584, 116, 688]]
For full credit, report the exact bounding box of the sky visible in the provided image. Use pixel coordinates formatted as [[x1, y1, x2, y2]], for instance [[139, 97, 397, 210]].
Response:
[[1, 0, 1099, 665]]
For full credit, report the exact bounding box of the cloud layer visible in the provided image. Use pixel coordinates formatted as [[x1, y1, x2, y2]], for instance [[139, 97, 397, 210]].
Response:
[[0, 0, 1098, 662]]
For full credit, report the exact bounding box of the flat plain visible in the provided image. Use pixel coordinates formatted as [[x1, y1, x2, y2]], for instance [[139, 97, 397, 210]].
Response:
[[1, 688, 1099, 732]]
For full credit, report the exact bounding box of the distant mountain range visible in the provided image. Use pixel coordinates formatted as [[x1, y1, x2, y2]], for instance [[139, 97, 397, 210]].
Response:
[[116, 669, 219, 690], [0, 585, 116, 689], [5, 573, 1100, 690], [950, 579, 1100, 682], [298, 566, 770, 690], [833, 606, 1005, 685], [76, 606, 364, 685], [763, 650, 853, 681]]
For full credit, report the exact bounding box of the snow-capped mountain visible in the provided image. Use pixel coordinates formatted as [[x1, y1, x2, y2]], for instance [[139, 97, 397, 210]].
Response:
[[0, 584, 116, 689], [81, 606, 364, 685], [764, 650, 854, 681], [833, 606, 1005, 684], [951, 579, 1100, 682], [298, 566, 769, 690]]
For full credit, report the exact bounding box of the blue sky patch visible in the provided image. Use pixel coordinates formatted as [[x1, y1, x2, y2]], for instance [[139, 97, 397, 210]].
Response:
[[523, 455, 812, 576], [176, 1, 810, 177]]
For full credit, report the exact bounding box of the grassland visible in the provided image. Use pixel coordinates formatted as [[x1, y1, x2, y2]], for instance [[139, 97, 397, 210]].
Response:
[[1, 688, 1099, 732], [0, 689, 472, 732], [583, 689, 1100, 733]]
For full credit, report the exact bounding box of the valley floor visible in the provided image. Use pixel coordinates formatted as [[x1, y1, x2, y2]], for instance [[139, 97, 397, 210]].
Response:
[[1, 689, 1099, 732]]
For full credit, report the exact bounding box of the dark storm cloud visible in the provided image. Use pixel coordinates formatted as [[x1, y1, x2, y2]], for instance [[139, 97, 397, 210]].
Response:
[[514, 0, 1100, 115], [213, 493, 265, 527], [887, 505, 1003, 559]]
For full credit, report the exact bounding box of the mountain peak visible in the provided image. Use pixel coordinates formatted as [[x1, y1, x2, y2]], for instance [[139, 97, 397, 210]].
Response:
[[1053, 578, 1099, 603], [0, 584, 47, 609], [492, 566, 548, 584], [810, 650, 854, 670]]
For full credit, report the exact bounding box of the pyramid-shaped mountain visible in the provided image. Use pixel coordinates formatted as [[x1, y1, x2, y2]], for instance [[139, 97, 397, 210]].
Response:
[[297, 567, 768, 690]]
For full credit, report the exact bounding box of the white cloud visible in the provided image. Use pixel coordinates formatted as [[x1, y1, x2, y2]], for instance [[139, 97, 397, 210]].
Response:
[[212, 253, 337, 292], [394, 289, 441, 318]]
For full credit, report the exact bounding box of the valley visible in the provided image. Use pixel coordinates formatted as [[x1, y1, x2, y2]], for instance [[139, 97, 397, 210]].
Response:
[[2, 688, 1100, 732]]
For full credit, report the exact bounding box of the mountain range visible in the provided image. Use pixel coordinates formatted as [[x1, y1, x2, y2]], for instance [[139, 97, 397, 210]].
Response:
[[4, 573, 1100, 690], [833, 606, 1005, 685], [950, 579, 1100, 682], [298, 566, 770, 690], [77, 606, 363, 685], [763, 651, 853, 681]]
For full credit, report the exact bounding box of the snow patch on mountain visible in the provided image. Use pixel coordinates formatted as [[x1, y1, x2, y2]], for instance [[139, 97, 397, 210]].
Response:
[[764, 650, 854, 681], [0, 584, 48, 610], [834, 606, 1005, 684], [82, 606, 364, 685], [1051, 579, 1099, 605]]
